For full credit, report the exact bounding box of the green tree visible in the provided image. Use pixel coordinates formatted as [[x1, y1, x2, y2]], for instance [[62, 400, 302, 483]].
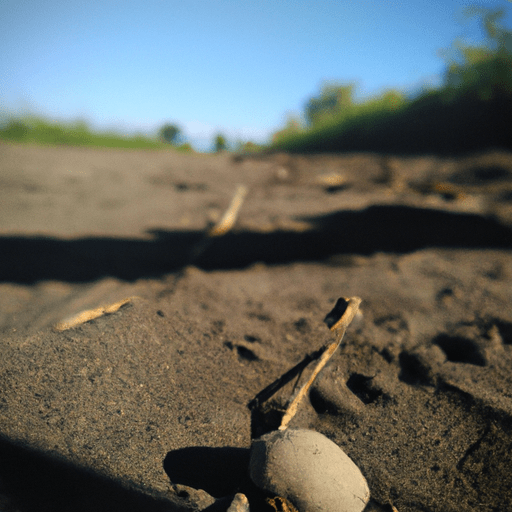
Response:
[[440, 7, 512, 100], [158, 123, 181, 145], [271, 114, 302, 144], [214, 133, 227, 152], [305, 83, 354, 126], [0, 119, 29, 140]]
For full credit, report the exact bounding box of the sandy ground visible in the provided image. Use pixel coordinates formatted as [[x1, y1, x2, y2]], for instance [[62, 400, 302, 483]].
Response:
[[1, 141, 512, 512]]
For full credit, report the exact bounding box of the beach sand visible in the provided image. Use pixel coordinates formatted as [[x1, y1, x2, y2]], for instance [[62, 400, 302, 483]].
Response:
[[1, 141, 511, 511]]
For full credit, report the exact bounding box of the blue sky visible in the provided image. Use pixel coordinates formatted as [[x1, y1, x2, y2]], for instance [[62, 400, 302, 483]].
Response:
[[1, 0, 511, 150]]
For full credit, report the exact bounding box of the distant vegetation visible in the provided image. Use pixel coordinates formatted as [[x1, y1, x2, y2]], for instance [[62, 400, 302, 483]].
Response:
[[0, 115, 180, 150], [158, 123, 182, 145], [233, 140, 266, 155], [2, 8, 509, 155], [270, 7, 512, 155], [214, 133, 227, 152]]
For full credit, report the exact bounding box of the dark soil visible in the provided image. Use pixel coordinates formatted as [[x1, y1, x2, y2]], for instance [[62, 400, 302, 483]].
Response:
[[1, 141, 512, 512]]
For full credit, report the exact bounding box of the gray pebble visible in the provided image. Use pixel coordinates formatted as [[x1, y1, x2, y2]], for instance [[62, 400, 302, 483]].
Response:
[[249, 429, 370, 512]]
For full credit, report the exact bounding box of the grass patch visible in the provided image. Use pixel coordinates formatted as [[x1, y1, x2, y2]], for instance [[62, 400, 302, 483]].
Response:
[[0, 115, 187, 150]]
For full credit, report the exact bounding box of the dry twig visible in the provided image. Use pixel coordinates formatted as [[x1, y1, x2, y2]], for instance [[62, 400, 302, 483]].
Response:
[[54, 297, 137, 331], [167, 184, 248, 295], [248, 297, 361, 431], [279, 297, 361, 429]]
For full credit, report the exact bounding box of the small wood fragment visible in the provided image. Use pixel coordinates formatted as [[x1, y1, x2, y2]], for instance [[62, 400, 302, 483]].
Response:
[[267, 496, 299, 512], [247, 346, 326, 411], [279, 297, 361, 430], [54, 297, 136, 331], [208, 184, 248, 237], [167, 184, 248, 296], [323, 296, 361, 332]]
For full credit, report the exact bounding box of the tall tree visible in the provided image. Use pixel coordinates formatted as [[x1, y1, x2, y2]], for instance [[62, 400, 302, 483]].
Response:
[[441, 7, 512, 100], [214, 133, 227, 152], [159, 123, 181, 145], [304, 83, 354, 127]]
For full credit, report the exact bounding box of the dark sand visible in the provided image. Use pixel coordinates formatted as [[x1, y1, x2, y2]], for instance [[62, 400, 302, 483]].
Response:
[[1, 141, 512, 511]]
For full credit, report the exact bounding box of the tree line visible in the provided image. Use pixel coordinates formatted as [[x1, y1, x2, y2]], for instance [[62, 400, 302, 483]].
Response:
[[271, 6, 512, 154]]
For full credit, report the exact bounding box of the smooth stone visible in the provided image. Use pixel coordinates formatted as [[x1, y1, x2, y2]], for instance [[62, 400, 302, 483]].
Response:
[[249, 429, 370, 512]]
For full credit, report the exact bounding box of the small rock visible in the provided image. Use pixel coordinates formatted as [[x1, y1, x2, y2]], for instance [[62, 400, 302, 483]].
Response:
[[227, 493, 250, 512], [249, 429, 370, 512]]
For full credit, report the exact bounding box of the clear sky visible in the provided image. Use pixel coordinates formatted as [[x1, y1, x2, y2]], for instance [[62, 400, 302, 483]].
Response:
[[1, 0, 511, 150]]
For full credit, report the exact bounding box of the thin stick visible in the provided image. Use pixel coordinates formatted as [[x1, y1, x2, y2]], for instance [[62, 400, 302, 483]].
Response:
[[187, 184, 248, 262], [54, 297, 137, 331], [164, 184, 248, 296], [279, 297, 361, 430], [208, 184, 248, 237], [247, 346, 327, 411]]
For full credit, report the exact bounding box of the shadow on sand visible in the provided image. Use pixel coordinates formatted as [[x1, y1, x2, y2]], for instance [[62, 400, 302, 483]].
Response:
[[1, 204, 511, 284], [0, 436, 180, 512]]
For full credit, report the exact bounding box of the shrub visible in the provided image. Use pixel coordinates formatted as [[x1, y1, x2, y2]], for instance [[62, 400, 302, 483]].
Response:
[[0, 119, 29, 140], [214, 133, 227, 152], [158, 123, 181, 145]]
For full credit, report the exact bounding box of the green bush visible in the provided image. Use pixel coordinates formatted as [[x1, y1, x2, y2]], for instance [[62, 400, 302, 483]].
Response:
[[0, 115, 171, 149], [234, 141, 264, 154], [305, 83, 355, 127], [214, 133, 227, 152], [0, 119, 29, 140], [158, 123, 181, 145], [270, 7, 512, 155], [176, 142, 194, 152]]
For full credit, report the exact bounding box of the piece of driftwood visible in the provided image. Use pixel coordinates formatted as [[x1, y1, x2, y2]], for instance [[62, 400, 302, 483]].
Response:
[[248, 297, 362, 430], [54, 297, 137, 331], [167, 184, 248, 296]]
